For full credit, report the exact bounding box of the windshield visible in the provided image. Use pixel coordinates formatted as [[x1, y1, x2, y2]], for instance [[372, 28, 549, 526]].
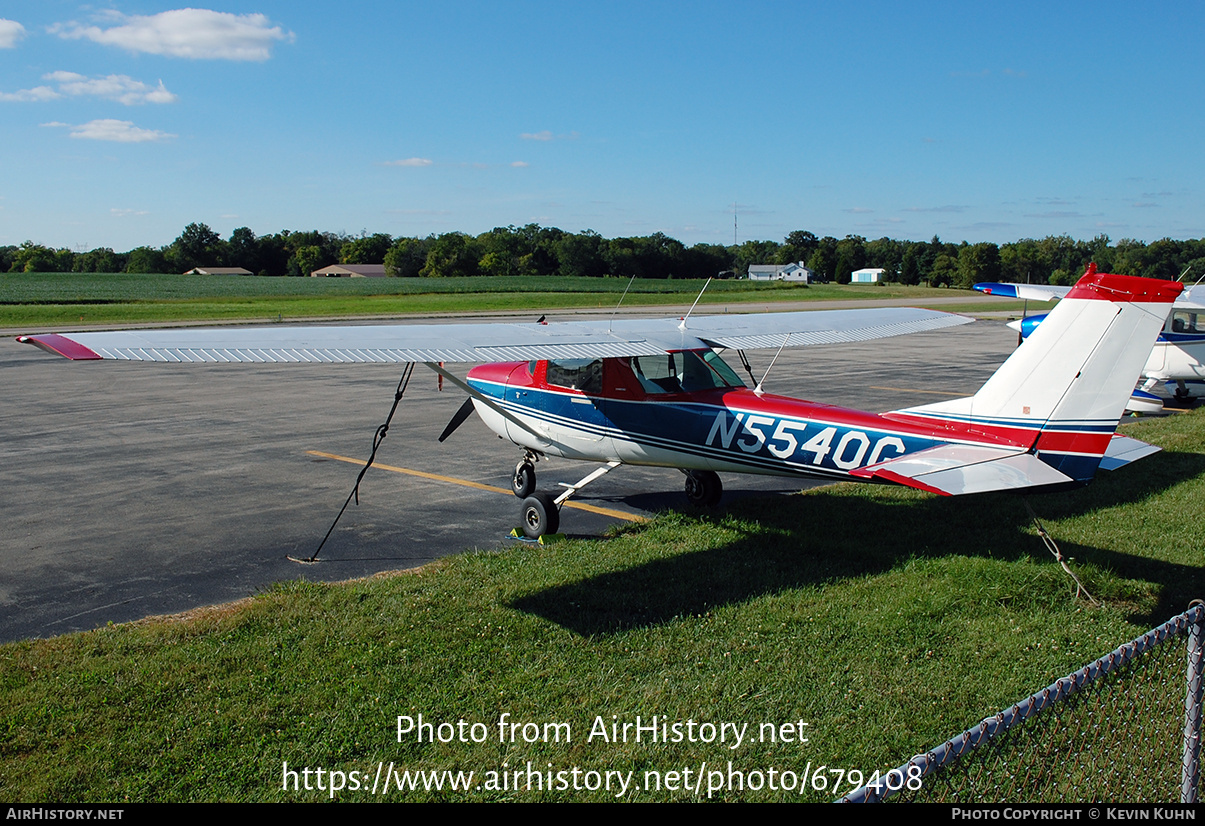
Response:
[[629, 350, 746, 394]]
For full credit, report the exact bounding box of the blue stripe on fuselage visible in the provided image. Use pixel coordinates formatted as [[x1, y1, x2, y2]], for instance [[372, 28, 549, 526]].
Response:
[[469, 379, 941, 478]]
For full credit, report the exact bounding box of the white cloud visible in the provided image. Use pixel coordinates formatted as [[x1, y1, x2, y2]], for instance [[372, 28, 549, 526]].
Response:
[[47, 71, 177, 104], [510, 161, 529, 167], [520, 130, 580, 141], [0, 18, 24, 48], [3, 72, 176, 105], [51, 9, 292, 61], [385, 157, 433, 167], [111, 208, 150, 217], [44, 119, 176, 143], [0, 86, 60, 102]]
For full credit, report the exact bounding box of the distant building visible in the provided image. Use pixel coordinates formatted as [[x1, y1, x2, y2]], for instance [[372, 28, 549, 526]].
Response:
[[184, 267, 253, 276], [311, 264, 387, 278], [850, 268, 885, 283], [746, 262, 814, 283]]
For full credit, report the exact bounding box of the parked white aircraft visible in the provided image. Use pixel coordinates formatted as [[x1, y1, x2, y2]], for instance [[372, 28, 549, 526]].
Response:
[[975, 266, 1205, 404]]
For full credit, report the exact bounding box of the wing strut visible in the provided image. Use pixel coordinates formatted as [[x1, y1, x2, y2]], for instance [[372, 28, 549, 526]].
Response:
[[292, 362, 416, 564]]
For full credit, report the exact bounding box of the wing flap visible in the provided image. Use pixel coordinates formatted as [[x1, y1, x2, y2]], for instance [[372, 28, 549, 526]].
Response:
[[850, 443, 1074, 495]]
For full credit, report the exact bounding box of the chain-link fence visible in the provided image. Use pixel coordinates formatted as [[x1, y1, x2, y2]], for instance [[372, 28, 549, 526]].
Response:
[[840, 602, 1204, 803]]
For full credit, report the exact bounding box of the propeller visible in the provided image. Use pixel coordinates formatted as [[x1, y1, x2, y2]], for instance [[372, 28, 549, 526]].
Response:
[[438, 397, 476, 443]]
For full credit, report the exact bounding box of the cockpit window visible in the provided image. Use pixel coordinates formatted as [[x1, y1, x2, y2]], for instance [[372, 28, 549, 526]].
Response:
[[1170, 311, 1204, 334], [629, 350, 745, 394], [546, 358, 603, 393]]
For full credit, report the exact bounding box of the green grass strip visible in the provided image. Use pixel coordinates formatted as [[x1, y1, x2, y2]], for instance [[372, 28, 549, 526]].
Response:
[[2, 410, 1201, 802]]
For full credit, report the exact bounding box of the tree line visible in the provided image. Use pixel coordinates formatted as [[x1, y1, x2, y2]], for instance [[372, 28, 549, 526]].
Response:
[[6, 223, 1205, 287]]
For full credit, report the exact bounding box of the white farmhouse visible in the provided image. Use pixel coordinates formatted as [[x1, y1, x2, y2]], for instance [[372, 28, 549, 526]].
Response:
[[747, 262, 814, 283]]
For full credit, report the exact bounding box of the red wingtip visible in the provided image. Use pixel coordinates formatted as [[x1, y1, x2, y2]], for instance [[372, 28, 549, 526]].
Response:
[[1065, 266, 1182, 304], [16, 333, 103, 360]]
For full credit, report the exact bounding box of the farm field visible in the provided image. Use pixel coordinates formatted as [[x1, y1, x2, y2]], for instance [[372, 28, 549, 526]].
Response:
[[0, 272, 1020, 327]]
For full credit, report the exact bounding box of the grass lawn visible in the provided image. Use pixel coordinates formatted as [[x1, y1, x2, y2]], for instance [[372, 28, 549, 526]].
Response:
[[2, 408, 1201, 802]]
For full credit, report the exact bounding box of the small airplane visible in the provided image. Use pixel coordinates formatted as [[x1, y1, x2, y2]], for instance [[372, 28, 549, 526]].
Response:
[[975, 267, 1205, 406], [18, 266, 1180, 538]]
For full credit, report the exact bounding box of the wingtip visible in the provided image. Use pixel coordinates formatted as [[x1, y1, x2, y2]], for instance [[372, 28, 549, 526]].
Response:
[[16, 333, 104, 360]]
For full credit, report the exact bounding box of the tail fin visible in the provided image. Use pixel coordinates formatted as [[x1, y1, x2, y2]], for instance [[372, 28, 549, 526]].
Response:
[[887, 265, 1181, 483]]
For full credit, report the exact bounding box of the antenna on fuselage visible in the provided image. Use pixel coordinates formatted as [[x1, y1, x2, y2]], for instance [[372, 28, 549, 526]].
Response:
[[678, 277, 712, 331], [754, 334, 790, 396], [608, 274, 637, 334]]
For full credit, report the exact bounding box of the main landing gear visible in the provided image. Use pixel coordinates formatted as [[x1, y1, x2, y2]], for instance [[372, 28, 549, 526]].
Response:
[[514, 455, 621, 539], [683, 469, 723, 507], [521, 492, 560, 537]]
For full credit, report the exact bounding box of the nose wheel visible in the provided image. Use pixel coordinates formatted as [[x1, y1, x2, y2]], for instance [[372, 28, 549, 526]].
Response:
[[512, 461, 536, 498]]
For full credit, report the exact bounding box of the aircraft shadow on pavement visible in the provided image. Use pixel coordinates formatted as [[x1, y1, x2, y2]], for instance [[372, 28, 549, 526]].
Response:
[[510, 450, 1205, 637]]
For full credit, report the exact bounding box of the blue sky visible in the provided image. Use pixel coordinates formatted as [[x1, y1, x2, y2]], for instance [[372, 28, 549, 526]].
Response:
[[3, 1, 1204, 252]]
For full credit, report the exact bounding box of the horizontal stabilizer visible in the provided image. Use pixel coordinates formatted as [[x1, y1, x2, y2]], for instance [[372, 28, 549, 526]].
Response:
[[1099, 434, 1161, 471], [850, 443, 1074, 496]]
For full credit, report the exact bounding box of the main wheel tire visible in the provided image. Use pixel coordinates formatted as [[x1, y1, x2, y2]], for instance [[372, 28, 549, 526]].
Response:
[[521, 492, 560, 538], [512, 461, 536, 498], [684, 470, 722, 507]]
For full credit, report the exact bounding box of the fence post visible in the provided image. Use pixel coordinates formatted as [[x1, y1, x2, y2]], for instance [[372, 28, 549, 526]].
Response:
[[1184, 601, 1204, 804]]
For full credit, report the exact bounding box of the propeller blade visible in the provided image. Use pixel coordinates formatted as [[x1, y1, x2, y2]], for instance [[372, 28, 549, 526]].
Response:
[[438, 397, 476, 443]]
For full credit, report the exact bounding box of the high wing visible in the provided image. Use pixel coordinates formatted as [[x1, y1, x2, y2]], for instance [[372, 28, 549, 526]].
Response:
[[17, 306, 972, 363]]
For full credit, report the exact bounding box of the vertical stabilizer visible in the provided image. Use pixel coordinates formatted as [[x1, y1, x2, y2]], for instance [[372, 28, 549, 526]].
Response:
[[888, 265, 1181, 480]]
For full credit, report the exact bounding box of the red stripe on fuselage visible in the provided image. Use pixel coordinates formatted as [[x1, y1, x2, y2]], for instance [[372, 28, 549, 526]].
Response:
[[881, 410, 1039, 448]]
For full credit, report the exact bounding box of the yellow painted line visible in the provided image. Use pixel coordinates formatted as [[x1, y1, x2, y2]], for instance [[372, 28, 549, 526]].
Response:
[[307, 450, 644, 523], [869, 386, 972, 397]]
